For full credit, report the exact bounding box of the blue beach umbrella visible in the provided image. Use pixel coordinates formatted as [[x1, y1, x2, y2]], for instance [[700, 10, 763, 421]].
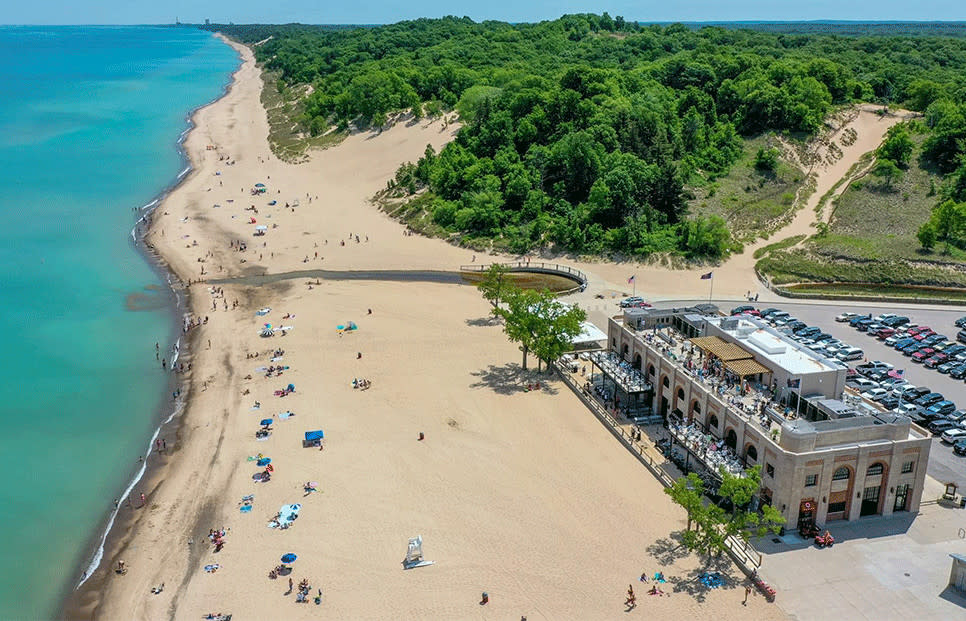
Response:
[[260, 418, 274, 427], [255, 183, 266, 188], [281, 553, 297, 564]]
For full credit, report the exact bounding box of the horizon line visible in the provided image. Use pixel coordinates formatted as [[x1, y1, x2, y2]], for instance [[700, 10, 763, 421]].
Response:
[[3, 19, 966, 27]]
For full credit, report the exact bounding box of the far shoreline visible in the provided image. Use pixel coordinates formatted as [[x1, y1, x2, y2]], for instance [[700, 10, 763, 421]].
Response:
[[60, 31, 244, 621]]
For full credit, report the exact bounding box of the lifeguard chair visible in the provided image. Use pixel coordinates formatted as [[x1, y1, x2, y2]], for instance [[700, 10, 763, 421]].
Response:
[[403, 535, 434, 569]]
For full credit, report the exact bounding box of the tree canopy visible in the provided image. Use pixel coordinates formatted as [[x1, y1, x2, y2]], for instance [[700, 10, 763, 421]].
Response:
[[210, 17, 966, 260]]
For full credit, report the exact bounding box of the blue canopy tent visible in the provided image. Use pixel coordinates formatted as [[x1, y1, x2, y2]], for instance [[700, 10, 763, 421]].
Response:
[[303, 430, 324, 448]]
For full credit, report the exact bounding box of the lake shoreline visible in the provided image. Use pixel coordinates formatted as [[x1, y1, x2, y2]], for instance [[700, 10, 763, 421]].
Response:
[[60, 32, 243, 621]]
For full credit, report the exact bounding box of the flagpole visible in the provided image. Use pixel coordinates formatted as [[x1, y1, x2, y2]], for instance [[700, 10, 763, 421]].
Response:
[[633, 276, 637, 297], [709, 274, 713, 303]]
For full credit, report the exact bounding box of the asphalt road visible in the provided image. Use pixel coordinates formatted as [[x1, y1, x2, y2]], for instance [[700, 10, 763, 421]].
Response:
[[654, 299, 966, 485]]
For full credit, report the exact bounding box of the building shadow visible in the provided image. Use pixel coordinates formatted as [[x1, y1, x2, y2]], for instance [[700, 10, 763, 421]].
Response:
[[755, 511, 918, 556], [938, 584, 966, 608]]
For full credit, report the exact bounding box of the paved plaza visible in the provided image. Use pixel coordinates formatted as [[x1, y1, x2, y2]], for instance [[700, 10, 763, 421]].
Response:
[[758, 477, 966, 620]]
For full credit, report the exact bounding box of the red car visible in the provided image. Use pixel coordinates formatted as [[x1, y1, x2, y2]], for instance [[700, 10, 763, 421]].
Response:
[[914, 330, 936, 341], [924, 353, 949, 368], [912, 348, 936, 362], [907, 326, 928, 335], [876, 328, 895, 339]]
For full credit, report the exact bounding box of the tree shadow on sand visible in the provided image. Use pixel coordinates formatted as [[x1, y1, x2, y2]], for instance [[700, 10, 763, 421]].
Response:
[[469, 363, 559, 396], [665, 556, 740, 603], [645, 532, 692, 566], [465, 315, 499, 327]]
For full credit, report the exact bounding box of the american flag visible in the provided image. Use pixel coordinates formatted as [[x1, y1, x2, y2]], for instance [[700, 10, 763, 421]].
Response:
[[627, 275, 635, 284], [700, 271, 713, 280]]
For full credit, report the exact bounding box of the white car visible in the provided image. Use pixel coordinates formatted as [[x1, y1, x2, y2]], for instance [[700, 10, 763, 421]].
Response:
[[836, 312, 860, 322], [862, 388, 890, 401], [941, 428, 966, 444]]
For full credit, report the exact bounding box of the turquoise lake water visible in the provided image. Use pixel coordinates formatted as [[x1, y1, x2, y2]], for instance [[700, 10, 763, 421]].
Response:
[[0, 26, 238, 620]]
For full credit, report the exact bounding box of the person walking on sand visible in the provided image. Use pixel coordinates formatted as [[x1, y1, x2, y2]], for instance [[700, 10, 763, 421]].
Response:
[[625, 584, 636, 608], [743, 585, 751, 605], [288, 577, 293, 593]]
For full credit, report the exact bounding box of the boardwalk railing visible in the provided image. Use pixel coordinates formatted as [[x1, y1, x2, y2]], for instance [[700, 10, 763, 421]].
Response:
[[555, 362, 764, 572], [460, 262, 588, 295]]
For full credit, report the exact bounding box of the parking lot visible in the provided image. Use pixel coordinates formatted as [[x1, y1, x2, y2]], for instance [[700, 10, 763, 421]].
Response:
[[652, 300, 966, 485]]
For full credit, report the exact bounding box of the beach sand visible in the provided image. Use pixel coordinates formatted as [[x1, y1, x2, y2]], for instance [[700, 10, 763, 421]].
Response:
[[70, 34, 808, 620]]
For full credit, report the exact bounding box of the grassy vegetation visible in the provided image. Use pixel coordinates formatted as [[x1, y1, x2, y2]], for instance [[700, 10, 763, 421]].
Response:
[[460, 271, 578, 293], [758, 131, 966, 292], [753, 235, 806, 259], [783, 282, 966, 302], [688, 135, 805, 243], [261, 71, 347, 162]]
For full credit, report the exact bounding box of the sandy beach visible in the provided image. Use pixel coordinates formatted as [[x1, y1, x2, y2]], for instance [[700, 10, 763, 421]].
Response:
[[68, 34, 804, 620]]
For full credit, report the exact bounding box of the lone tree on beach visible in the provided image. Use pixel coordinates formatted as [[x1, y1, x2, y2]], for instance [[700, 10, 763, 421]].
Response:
[[493, 288, 586, 371], [665, 465, 784, 560], [477, 263, 512, 309]]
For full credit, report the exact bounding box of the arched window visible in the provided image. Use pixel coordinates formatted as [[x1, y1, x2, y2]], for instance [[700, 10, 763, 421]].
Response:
[[633, 353, 642, 370], [745, 445, 758, 462], [677, 387, 685, 401], [867, 463, 884, 476], [709, 414, 719, 429], [692, 402, 701, 415], [648, 364, 655, 377], [622, 343, 629, 356], [833, 467, 851, 481], [662, 376, 670, 388]]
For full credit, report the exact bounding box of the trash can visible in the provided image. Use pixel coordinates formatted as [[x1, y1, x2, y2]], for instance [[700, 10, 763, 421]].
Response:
[[960, 497, 965, 509]]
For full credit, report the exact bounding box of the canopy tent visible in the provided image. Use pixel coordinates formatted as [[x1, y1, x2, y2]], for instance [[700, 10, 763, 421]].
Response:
[[571, 321, 607, 345], [304, 430, 324, 441]]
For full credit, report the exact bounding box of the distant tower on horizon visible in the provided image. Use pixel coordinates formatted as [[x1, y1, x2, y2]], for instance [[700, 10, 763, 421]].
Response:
[[205, 18, 210, 26]]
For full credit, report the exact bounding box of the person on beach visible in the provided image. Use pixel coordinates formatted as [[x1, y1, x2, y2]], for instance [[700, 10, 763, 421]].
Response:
[[743, 585, 752, 605], [625, 585, 636, 607]]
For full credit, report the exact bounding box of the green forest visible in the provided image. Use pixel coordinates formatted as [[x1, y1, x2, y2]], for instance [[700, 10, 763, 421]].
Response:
[[209, 16, 966, 261]]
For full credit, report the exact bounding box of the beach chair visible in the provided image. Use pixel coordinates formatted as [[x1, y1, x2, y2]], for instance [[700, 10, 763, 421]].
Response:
[[403, 535, 434, 569]]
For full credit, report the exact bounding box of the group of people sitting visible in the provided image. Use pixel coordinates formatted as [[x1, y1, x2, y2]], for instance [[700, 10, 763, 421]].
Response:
[[208, 528, 227, 552], [352, 378, 371, 390]]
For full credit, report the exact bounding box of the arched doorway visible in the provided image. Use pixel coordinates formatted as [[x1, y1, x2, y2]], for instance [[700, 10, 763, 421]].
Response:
[[861, 462, 888, 517], [744, 444, 758, 464], [659, 375, 670, 416], [708, 414, 719, 432], [622, 343, 629, 358], [725, 428, 738, 451], [690, 400, 701, 424], [648, 364, 655, 377], [827, 466, 854, 520], [633, 353, 642, 371]]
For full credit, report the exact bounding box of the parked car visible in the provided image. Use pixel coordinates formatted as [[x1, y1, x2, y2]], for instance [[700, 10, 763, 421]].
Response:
[[847, 377, 879, 391], [928, 419, 957, 435], [620, 296, 646, 308], [926, 400, 957, 417], [857, 361, 893, 373], [955, 316, 966, 328], [900, 386, 931, 401], [924, 353, 949, 368], [948, 410, 966, 423], [916, 392, 945, 407], [882, 316, 910, 327], [881, 378, 909, 392], [938, 361, 959, 374], [892, 337, 916, 349], [953, 438, 966, 455], [837, 347, 864, 362], [730, 305, 756, 315], [857, 319, 876, 332], [759, 308, 781, 318], [941, 428, 966, 444], [879, 396, 901, 410], [912, 348, 936, 363], [951, 364, 966, 380], [902, 342, 925, 355], [876, 328, 896, 339], [836, 312, 861, 322], [813, 333, 833, 343], [795, 326, 821, 337], [861, 388, 890, 401], [958, 328, 966, 344]]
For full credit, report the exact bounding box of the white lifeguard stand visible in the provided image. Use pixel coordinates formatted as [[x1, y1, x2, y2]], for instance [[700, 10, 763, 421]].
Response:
[[403, 535, 434, 569]]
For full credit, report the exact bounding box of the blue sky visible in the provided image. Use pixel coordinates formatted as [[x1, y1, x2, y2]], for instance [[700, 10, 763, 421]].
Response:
[[5, 1, 966, 25]]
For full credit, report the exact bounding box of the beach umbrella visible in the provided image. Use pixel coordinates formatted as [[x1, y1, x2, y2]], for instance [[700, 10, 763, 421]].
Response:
[[260, 418, 274, 427], [255, 225, 268, 231], [281, 553, 297, 564], [255, 183, 266, 188]]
